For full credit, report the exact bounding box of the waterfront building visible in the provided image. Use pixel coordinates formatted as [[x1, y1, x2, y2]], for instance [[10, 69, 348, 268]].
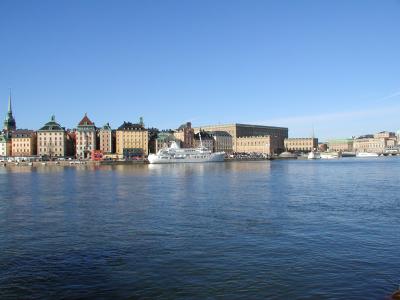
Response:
[[328, 139, 354, 152], [116, 121, 148, 158], [174, 122, 195, 148], [353, 138, 386, 153], [37, 115, 66, 157], [284, 138, 318, 152], [99, 123, 114, 154], [194, 131, 214, 151], [373, 131, 396, 139], [0, 134, 11, 157], [193, 123, 288, 153], [3, 91, 16, 134], [236, 135, 278, 155], [11, 130, 37, 156], [75, 114, 96, 159], [209, 131, 233, 154]]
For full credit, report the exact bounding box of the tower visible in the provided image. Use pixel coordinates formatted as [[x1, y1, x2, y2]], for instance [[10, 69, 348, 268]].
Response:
[[3, 90, 16, 132]]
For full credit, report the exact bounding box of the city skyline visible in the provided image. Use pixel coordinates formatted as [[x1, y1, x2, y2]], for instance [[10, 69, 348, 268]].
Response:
[[1, 1, 400, 139]]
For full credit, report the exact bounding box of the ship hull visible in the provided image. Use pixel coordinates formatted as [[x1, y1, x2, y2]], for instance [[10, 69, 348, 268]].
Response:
[[148, 152, 225, 164]]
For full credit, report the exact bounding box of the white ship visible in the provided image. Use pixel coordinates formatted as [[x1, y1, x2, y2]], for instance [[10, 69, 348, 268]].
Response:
[[320, 152, 341, 159], [148, 141, 225, 164], [356, 152, 379, 158], [308, 150, 321, 159]]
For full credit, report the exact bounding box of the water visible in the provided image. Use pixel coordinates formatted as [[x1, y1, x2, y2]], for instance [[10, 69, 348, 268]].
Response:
[[0, 159, 399, 299]]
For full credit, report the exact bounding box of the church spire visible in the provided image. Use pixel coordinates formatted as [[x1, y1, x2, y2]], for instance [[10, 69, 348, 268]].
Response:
[[8, 89, 12, 113], [3, 89, 16, 132]]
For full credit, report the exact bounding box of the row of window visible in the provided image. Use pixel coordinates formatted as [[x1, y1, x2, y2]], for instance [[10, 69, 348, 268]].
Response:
[[39, 148, 63, 152]]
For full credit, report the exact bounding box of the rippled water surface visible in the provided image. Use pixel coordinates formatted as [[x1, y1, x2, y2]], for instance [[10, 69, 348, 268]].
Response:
[[0, 159, 399, 299]]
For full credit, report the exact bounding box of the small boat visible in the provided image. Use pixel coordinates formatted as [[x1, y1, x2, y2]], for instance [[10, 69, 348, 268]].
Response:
[[356, 152, 379, 158], [320, 152, 341, 159], [278, 152, 298, 159], [28, 162, 33, 166]]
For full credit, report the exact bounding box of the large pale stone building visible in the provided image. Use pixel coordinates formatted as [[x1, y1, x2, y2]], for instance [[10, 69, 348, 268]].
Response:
[[11, 130, 37, 156], [209, 131, 233, 153], [328, 139, 354, 152], [284, 138, 318, 152], [353, 137, 393, 154], [236, 135, 279, 155], [37, 115, 66, 157], [99, 123, 114, 154], [353, 131, 398, 153], [0, 134, 11, 157], [174, 122, 194, 148], [116, 121, 148, 158], [193, 123, 288, 153], [76, 114, 97, 159]]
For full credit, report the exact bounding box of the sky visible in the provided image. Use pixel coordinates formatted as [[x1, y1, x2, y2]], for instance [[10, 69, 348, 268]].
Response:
[[0, 0, 400, 140]]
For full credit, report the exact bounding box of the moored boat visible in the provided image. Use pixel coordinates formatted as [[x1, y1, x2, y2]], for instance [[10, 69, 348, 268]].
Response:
[[148, 141, 225, 164], [320, 152, 341, 159], [308, 150, 321, 160], [356, 152, 379, 158]]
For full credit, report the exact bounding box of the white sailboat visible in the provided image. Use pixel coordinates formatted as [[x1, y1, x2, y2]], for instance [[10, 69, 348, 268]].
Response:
[[307, 127, 321, 159]]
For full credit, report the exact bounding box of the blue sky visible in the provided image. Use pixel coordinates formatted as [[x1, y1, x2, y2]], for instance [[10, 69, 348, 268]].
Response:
[[1, 0, 399, 140]]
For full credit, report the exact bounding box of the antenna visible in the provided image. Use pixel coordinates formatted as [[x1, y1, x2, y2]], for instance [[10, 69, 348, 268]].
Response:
[[199, 129, 203, 148]]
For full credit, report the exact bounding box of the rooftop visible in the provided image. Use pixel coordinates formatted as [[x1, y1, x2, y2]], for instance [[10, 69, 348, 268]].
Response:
[[39, 115, 64, 131]]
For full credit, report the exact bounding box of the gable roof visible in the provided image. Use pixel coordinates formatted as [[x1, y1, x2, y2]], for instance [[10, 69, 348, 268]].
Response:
[[78, 114, 94, 126]]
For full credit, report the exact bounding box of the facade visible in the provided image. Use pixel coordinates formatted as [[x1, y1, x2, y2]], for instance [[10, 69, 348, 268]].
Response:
[[99, 123, 114, 154], [194, 131, 214, 151], [116, 121, 148, 158], [11, 130, 37, 156], [193, 123, 288, 153], [209, 131, 233, 153], [284, 138, 318, 152], [3, 91, 16, 133], [37, 115, 66, 157], [236, 135, 278, 155], [328, 139, 354, 152], [374, 131, 396, 139], [174, 122, 195, 148], [0, 134, 11, 157], [65, 130, 76, 157], [75, 114, 97, 159], [353, 137, 394, 154]]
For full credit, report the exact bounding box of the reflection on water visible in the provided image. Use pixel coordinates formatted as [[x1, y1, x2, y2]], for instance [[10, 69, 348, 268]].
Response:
[[0, 159, 399, 299]]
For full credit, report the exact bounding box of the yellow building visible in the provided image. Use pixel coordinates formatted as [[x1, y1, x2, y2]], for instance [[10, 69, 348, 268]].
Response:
[[116, 121, 148, 158], [194, 123, 288, 153], [284, 138, 318, 152], [11, 130, 37, 156], [37, 115, 66, 157], [236, 135, 278, 155]]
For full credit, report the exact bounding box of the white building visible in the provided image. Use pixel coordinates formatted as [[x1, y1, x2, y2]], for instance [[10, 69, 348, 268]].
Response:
[[75, 114, 97, 159]]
